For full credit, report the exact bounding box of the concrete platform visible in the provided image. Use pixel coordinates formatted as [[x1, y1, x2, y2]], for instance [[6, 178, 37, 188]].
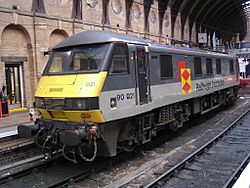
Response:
[[232, 162, 250, 188], [239, 79, 250, 97], [0, 110, 30, 138]]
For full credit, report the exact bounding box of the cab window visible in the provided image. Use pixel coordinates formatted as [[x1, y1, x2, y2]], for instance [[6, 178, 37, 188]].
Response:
[[109, 44, 129, 74], [47, 51, 71, 73], [216, 59, 221, 74], [70, 44, 108, 72], [230, 60, 234, 74], [160, 55, 173, 79], [45, 44, 109, 74], [194, 57, 202, 77], [206, 58, 213, 76]]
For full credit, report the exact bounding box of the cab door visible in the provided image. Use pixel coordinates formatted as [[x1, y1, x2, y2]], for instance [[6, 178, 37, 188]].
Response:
[[135, 46, 150, 104]]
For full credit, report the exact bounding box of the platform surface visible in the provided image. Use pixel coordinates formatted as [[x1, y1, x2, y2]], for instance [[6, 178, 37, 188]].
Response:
[[232, 162, 250, 188], [0, 111, 30, 137]]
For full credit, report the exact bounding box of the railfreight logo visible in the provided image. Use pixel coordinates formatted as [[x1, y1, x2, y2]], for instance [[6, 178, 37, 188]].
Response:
[[181, 68, 192, 95], [196, 80, 224, 91]]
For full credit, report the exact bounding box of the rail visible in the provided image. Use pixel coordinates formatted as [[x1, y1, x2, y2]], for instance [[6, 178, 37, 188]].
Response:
[[144, 107, 250, 188]]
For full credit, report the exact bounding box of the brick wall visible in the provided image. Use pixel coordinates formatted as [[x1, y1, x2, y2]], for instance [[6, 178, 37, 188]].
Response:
[[0, 0, 197, 108]]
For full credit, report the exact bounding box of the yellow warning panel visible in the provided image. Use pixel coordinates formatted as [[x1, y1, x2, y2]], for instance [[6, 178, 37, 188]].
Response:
[[181, 68, 192, 95]]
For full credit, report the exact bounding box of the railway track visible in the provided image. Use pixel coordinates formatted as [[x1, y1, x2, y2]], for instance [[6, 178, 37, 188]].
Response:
[[0, 130, 44, 180], [0, 134, 18, 143], [1, 100, 250, 188], [0, 137, 34, 153], [144, 108, 250, 188], [0, 143, 42, 167], [0, 130, 140, 187], [0, 135, 37, 164], [0, 150, 139, 188], [0, 137, 44, 182], [0, 123, 35, 155]]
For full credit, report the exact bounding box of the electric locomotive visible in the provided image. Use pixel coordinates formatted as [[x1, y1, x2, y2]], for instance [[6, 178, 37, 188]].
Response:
[[18, 31, 239, 162]]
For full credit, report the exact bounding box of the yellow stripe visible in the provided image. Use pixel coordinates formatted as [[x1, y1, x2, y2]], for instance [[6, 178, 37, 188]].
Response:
[[35, 72, 108, 98], [10, 108, 28, 113], [38, 109, 105, 123]]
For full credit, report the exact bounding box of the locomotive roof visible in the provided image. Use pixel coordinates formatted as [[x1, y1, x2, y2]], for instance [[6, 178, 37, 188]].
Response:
[[54, 30, 146, 49], [54, 30, 234, 58], [148, 43, 235, 58]]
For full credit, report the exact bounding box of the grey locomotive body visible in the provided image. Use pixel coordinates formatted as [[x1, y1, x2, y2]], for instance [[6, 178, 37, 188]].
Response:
[[18, 31, 239, 162]]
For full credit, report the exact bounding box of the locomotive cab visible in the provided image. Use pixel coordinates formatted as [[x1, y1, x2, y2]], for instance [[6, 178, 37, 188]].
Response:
[[35, 43, 112, 123], [18, 38, 140, 162]]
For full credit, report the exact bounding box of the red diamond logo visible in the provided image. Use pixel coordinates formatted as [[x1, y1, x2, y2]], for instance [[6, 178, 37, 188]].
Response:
[[183, 82, 191, 93], [182, 70, 190, 80]]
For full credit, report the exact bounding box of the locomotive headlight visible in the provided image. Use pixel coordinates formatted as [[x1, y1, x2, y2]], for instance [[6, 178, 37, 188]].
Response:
[[35, 97, 45, 109], [64, 98, 99, 110], [64, 98, 88, 110]]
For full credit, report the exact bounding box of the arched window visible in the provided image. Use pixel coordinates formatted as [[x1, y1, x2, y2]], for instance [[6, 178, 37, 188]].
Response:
[[102, 0, 110, 24], [32, 0, 46, 14], [72, 0, 82, 19]]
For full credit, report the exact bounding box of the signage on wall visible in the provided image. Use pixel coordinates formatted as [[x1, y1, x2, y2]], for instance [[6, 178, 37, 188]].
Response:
[[149, 10, 157, 23], [111, 0, 122, 14], [198, 33, 207, 43], [132, 4, 141, 19], [164, 14, 170, 28], [86, 0, 98, 8]]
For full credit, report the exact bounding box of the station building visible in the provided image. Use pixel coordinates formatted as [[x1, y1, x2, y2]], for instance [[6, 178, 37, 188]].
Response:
[[0, 0, 241, 109]]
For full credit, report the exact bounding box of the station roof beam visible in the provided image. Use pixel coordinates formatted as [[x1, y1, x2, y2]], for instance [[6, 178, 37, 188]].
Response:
[[157, 0, 248, 43]]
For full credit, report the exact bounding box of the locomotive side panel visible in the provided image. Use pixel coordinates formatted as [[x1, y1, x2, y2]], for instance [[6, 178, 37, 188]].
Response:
[[99, 43, 138, 121], [99, 45, 239, 122]]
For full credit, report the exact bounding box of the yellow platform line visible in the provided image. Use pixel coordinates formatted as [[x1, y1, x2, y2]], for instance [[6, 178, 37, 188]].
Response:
[[10, 108, 28, 113]]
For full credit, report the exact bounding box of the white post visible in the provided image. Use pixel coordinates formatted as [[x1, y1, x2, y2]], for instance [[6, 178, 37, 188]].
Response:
[[19, 64, 24, 108], [212, 32, 216, 50]]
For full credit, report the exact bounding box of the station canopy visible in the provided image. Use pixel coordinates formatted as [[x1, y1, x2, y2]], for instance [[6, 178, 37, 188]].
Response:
[[156, 0, 250, 42]]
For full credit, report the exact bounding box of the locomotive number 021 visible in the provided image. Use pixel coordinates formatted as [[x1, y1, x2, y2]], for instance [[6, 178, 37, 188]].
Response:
[[86, 82, 96, 87]]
